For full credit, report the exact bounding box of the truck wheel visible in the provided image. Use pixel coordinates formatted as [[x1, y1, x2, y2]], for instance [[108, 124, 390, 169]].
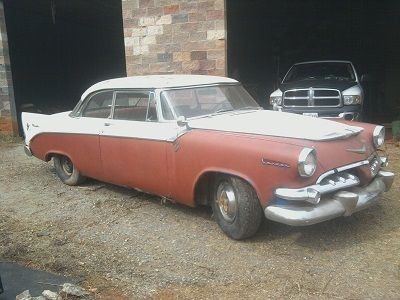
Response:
[[53, 154, 86, 186], [212, 175, 263, 239]]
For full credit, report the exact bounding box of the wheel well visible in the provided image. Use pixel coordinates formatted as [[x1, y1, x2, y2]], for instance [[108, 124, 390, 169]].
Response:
[[45, 153, 55, 162], [194, 171, 257, 206], [45, 152, 64, 162], [194, 172, 217, 206]]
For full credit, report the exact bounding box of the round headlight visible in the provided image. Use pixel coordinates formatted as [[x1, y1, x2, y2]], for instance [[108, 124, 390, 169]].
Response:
[[298, 148, 317, 177], [373, 126, 385, 148], [270, 96, 282, 106]]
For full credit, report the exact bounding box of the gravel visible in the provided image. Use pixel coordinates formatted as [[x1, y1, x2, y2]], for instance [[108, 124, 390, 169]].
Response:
[[0, 141, 399, 299]]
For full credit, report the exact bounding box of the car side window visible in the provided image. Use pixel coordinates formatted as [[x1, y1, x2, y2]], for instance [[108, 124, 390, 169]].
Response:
[[160, 93, 175, 120], [113, 91, 157, 122], [81, 91, 114, 118]]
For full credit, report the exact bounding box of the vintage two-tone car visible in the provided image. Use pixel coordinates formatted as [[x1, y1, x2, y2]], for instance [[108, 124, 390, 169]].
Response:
[[22, 75, 394, 239]]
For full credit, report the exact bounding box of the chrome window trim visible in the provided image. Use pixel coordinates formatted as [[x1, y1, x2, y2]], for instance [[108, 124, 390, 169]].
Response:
[[77, 90, 115, 119], [158, 83, 260, 121], [112, 89, 159, 122]]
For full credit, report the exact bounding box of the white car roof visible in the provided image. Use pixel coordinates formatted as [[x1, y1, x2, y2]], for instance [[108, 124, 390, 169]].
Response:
[[81, 75, 238, 100]]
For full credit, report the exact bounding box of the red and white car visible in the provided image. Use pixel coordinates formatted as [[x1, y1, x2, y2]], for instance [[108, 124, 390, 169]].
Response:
[[22, 75, 394, 239]]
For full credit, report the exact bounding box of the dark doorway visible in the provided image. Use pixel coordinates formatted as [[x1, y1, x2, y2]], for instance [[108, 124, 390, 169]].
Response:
[[3, 0, 126, 134], [227, 0, 400, 123]]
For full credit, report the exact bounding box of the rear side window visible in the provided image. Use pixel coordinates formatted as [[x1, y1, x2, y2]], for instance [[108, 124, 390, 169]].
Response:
[[113, 91, 157, 122], [81, 91, 114, 118]]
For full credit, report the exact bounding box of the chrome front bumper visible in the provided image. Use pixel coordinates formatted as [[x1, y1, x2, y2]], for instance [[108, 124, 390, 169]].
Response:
[[264, 170, 394, 226]]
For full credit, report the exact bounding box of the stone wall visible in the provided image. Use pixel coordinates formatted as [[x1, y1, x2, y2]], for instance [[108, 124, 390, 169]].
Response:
[[122, 0, 226, 76], [0, 2, 17, 135]]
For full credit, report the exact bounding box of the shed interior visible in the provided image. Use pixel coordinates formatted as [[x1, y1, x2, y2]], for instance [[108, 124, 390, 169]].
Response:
[[227, 0, 400, 123], [3, 0, 126, 134]]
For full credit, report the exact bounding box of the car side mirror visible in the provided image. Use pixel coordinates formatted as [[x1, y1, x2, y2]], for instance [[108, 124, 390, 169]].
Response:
[[177, 116, 188, 127]]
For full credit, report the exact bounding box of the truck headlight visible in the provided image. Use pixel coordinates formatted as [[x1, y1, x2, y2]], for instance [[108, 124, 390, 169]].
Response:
[[270, 96, 282, 105], [343, 95, 362, 105], [298, 148, 317, 177], [373, 126, 385, 148], [342, 85, 363, 105], [270, 89, 283, 106]]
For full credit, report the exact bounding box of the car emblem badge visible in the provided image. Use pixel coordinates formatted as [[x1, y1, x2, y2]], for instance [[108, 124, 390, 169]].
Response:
[[261, 158, 290, 168], [346, 144, 367, 154]]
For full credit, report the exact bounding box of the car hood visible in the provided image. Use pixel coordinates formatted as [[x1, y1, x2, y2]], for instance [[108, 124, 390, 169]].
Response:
[[280, 79, 357, 92], [188, 110, 363, 141]]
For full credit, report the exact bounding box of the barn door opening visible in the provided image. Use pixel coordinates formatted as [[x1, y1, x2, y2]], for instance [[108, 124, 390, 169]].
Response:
[[4, 0, 126, 134]]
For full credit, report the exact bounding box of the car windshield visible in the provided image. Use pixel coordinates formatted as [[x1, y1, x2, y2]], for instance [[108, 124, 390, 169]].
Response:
[[284, 62, 356, 82], [160, 84, 261, 119]]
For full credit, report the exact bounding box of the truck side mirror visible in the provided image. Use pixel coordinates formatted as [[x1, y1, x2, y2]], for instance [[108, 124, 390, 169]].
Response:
[[360, 74, 372, 82]]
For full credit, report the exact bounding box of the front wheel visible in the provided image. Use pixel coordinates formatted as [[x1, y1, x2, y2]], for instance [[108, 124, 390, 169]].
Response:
[[53, 154, 86, 186], [211, 175, 263, 240]]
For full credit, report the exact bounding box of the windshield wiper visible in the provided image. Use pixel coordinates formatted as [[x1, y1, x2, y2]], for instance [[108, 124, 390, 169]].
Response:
[[214, 108, 235, 114], [205, 106, 261, 118]]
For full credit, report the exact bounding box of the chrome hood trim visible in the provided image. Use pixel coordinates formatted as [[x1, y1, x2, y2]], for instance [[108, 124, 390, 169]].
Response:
[[188, 110, 363, 141]]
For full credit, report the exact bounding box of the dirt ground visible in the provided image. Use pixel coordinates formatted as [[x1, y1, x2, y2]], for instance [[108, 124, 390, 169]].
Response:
[[0, 138, 399, 299]]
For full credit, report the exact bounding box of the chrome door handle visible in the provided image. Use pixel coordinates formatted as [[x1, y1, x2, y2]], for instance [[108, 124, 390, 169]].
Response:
[[104, 122, 112, 126]]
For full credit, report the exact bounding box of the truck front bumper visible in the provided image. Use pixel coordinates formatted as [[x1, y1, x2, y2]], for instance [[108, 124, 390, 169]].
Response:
[[264, 170, 394, 226]]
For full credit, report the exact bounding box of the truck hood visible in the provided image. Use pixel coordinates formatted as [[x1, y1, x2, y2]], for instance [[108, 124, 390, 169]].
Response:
[[280, 79, 357, 92], [188, 110, 363, 141]]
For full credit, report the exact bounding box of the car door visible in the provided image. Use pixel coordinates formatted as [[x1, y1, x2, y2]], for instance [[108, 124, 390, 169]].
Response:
[[66, 90, 114, 180], [99, 90, 177, 197]]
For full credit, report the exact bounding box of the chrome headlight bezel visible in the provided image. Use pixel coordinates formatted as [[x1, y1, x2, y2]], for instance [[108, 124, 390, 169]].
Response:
[[298, 148, 317, 177], [373, 125, 385, 148]]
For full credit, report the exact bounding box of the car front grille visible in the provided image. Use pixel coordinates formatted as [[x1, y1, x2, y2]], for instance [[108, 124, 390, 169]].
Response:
[[369, 155, 381, 177], [283, 88, 341, 107]]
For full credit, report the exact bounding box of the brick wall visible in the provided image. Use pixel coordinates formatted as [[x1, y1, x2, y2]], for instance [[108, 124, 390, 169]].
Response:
[[122, 0, 226, 76], [0, 2, 17, 135]]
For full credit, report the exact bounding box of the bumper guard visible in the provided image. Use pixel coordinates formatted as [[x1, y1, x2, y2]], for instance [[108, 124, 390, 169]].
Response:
[[264, 170, 394, 226]]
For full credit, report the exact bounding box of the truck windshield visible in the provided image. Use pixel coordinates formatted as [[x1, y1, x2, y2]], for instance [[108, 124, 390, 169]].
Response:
[[160, 84, 261, 120], [284, 62, 356, 82]]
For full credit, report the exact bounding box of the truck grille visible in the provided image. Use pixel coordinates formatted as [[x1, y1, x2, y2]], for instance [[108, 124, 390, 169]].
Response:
[[283, 88, 341, 107]]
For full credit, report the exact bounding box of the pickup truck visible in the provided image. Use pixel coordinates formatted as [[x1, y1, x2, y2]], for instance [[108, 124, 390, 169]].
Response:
[[270, 60, 364, 120]]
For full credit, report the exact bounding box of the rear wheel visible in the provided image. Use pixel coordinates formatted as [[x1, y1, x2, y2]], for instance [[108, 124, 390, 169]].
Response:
[[211, 175, 263, 240], [53, 154, 86, 186]]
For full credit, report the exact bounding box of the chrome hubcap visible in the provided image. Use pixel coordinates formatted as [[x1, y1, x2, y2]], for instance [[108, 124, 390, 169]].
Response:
[[216, 182, 237, 223], [61, 157, 73, 175]]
